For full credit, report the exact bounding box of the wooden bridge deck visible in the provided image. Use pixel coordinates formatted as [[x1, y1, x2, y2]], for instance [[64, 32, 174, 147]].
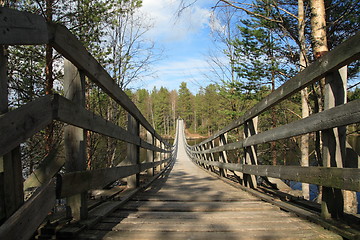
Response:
[[78, 125, 342, 240]]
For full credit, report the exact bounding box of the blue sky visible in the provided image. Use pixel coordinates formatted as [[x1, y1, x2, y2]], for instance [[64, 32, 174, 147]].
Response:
[[130, 0, 220, 93]]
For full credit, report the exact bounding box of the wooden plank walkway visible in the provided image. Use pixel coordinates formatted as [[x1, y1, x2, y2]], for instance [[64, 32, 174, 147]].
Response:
[[78, 123, 342, 240]]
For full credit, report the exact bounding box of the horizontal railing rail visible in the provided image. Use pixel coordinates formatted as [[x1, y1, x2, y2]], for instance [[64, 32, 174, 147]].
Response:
[[0, 7, 174, 240], [185, 29, 360, 226]]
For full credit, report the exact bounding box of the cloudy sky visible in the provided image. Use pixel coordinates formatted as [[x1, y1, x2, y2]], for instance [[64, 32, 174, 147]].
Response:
[[131, 0, 219, 93]]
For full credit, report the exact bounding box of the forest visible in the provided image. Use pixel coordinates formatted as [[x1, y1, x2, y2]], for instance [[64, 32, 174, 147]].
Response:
[[1, 0, 359, 177]]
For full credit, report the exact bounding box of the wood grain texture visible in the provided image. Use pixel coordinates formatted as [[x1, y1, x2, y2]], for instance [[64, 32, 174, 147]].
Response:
[[197, 31, 360, 146], [192, 158, 360, 192], [192, 99, 360, 155], [0, 7, 49, 45], [0, 95, 54, 157], [49, 23, 169, 146], [59, 158, 171, 197], [0, 179, 56, 240], [78, 120, 341, 240]]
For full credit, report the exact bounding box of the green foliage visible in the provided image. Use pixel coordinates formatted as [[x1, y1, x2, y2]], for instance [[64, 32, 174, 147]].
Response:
[[177, 82, 194, 128]]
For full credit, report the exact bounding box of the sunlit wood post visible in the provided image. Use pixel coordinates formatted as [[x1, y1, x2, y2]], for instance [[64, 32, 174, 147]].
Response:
[[160, 142, 164, 170], [200, 145, 209, 170], [155, 139, 161, 172], [208, 141, 216, 172], [126, 114, 140, 188], [63, 59, 87, 220], [219, 133, 229, 177], [0, 45, 24, 221], [243, 117, 258, 188], [321, 66, 347, 219], [147, 131, 154, 176]]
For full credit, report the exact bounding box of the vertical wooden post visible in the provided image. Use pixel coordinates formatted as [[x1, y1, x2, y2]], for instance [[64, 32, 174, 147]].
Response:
[[208, 141, 216, 172], [160, 142, 165, 169], [155, 139, 161, 172], [219, 134, 229, 177], [147, 132, 154, 176], [0, 45, 24, 221], [201, 145, 209, 170], [321, 66, 347, 219], [63, 59, 87, 220], [126, 114, 140, 188], [243, 117, 258, 188]]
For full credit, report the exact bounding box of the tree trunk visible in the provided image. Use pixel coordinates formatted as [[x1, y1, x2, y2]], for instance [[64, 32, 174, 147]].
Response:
[[45, 0, 54, 154], [299, 0, 310, 200]]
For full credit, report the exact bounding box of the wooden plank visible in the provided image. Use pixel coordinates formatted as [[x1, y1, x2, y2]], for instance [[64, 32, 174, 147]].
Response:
[[243, 118, 258, 188], [79, 229, 342, 240], [321, 67, 347, 219], [63, 60, 87, 220], [0, 179, 56, 240], [23, 147, 61, 190], [56, 95, 138, 146], [0, 7, 50, 45], [146, 132, 154, 176], [122, 201, 276, 212], [197, 31, 360, 146], [0, 95, 54, 157], [125, 114, 140, 188], [205, 169, 358, 240], [192, 158, 360, 192], [59, 165, 140, 198], [96, 221, 314, 232], [49, 23, 168, 145], [56, 95, 167, 153], [59, 159, 170, 198], [192, 99, 360, 155]]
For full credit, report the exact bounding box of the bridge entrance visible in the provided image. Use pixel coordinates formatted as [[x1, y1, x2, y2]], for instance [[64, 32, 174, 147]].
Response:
[[77, 120, 341, 240]]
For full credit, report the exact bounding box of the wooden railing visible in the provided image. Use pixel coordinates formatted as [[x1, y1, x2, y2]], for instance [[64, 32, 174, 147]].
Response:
[[185, 30, 360, 222], [0, 7, 173, 240]]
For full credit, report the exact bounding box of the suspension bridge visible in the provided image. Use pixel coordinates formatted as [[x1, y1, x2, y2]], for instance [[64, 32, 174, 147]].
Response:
[[0, 7, 359, 240]]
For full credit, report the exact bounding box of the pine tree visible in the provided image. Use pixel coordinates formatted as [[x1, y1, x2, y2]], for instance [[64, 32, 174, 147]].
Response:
[[177, 82, 193, 129]]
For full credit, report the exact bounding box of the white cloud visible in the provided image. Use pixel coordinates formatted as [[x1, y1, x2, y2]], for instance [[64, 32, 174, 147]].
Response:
[[136, 57, 213, 93], [139, 0, 211, 42]]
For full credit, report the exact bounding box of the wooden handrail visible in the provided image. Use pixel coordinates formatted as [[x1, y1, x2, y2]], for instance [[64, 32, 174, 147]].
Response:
[[189, 98, 360, 154], [196, 31, 360, 147], [185, 30, 360, 222], [191, 157, 360, 192], [0, 7, 169, 146], [0, 7, 173, 237], [0, 94, 170, 157], [59, 158, 172, 197]]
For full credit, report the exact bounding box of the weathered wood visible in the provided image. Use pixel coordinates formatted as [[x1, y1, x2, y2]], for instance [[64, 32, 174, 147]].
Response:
[[0, 45, 24, 220], [0, 7, 49, 45], [59, 159, 171, 198], [192, 158, 360, 192], [0, 179, 56, 240], [49, 23, 168, 145], [0, 44, 7, 221], [209, 169, 360, 240], [0, 95, 54, 157], [146, 132, 154, 176], [243, 117, 258, 188], [126, 114, 140, 188], [23, 147, 61, 190], [321, 66, 347, 219], [197, 31, 360, 146], [63, 60, 87, 220], [81, 124, 342, 240], [218, 134, 229, 177], [155, 139, 161, 172], [56, 95, 167, 153], [2, 147, 23, 219], [192, 99, 360, 155]]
